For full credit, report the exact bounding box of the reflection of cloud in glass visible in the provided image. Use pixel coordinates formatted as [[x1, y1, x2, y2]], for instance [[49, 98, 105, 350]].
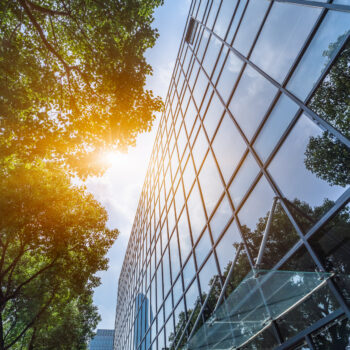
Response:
[[288, 10, 350, 101], [268, 115, 347, 208], [229, 65, 277, 140], [187, 182, 206, 243], [251, 2, 321, 83], [198, 150, 223, 217]]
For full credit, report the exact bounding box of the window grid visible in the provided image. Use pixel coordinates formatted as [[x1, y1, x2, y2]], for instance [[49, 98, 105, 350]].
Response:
[[115, 0, 350, 349]]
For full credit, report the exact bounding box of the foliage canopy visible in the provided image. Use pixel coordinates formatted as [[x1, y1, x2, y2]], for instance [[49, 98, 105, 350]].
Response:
[[0, 165, 118, 349], [0, 0, 163, 177]]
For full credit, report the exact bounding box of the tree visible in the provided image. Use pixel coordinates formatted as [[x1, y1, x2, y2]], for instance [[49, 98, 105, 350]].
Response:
[[0, 0, 163, 178], [0, 165, 119, 349], [304, 38, 350, 187]]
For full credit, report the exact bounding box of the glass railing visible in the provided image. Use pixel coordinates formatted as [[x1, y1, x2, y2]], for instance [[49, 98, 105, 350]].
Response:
[[186, 269, 333, 349]]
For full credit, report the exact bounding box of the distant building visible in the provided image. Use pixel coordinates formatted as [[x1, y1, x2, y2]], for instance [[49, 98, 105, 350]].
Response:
[[89, 329, 114, 350]]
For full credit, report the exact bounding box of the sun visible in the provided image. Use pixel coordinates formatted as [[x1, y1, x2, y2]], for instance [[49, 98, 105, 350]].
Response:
[[101, 150, 123, 167]]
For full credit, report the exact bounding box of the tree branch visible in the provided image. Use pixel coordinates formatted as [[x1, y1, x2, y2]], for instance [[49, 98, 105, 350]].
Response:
[[0, 243, 24, 285], [26, 0, 70, 16], [4, 287, 57, 349], [4, 256, 58, 302], [18, 0, 71, 72]]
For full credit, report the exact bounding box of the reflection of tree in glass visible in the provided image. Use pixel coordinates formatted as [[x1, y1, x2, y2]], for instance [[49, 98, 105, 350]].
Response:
[[169, 200, 350, 349], [305, 37, 350, 187]]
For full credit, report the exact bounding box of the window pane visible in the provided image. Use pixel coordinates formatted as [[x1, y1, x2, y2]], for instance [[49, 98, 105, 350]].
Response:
[[203, 92, 225, 142], [307, 40, 350, 153], [187, 181, 207, 243], [212, 113, 246, 184], [216, 51, 243, 104], [288, 10, 350, 101], [193, 68, 208, 103], [278, 285, 339, 342], [202, 35, 222, 77], [311, 317, 350, 349], [309, 203, 350, 304], [226, 0, 247, 45], [185, 280, 199, 314], [206, 0, 221, 30], [198, 253, 218, 294], [169, 231, 181, 280], [182, 155, 195, 198], [212, 46, 229, 85], [233, 0, 270, 57], [213, 0, 238, 39], [210, 195, 233, 242], [268, 114, 348, 233], [172, 275, 183, 306], [254, 94, 299, 163], [229, 151, 260, 208], [163, 248, 171, 295], [177, 209, 192, 263], [229, 65, 278, 140], [215, 220, 242, 275], [192, 126, 209, 171], [183, 254, 196, 289], [198, 150, 224, 217], [195, 229, 212, 268], [251, 2, 321, 83], [184, 98, 197, 135]]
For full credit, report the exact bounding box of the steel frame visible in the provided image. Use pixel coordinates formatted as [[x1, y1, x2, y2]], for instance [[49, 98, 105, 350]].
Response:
[[115, 0, 350, 349]]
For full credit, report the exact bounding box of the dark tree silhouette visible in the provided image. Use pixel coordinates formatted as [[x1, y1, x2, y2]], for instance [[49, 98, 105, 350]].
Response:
[[305, 38, 350, 187]]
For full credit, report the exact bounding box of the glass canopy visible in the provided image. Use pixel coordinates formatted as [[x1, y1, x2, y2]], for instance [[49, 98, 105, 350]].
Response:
[[186, 269, 333, 349]]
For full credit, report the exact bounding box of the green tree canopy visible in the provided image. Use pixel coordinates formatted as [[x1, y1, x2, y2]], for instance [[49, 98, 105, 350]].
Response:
[[305, 39, 350, 187], [0, 0, 163, 178], [0, 165, 118, 349]]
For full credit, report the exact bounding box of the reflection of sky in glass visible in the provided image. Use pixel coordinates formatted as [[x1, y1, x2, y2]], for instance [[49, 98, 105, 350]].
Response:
[[254, 94, 299, 163], [187, 181, 206, 243], [195, 228, 212, 268], [233, 0, 269, 57], [238, 175, 275, 232], [287, 10, 350, 101], [212, 113, 246, 183], [202, 35, 221, 77], [268, 115, 348, 208], [229, 152, 260, 208], [216, 51, 243, 103], [210, 195, 233, 242], [203, 92, 224, 140], [177, 209, 192, 262], [251, 2, 320, 83], [229, 65, 278, 140], [198, 150, 224, 217], [213, 0, 237, 39], [215, 220, 242, 274], [183, 254, 196, 288], [198, 253, 217, 294]]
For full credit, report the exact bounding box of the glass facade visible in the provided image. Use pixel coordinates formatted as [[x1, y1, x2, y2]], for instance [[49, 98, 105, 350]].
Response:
[[114, 1, 350, 349], [89, 329, 114, 350]]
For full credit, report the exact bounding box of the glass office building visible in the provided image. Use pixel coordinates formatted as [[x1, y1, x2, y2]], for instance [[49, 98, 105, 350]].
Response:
[[89, 329, 114, 350], [114, 0, 350, 349]]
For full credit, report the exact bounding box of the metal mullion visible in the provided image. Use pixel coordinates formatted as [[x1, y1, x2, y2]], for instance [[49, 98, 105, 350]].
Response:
[[176, 53, 235, 225], [197, 19, 350, 149], [274, 0, 350, 12], [174, 67, 221, 300], [304, 188, 350, 242], [186, 29, 350, 323], [267, 185, 350, 319], [275, 308, 344, 350], [305, 334, 315, 350]]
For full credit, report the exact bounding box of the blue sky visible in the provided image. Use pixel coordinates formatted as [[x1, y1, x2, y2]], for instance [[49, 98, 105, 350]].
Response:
[[86, 0, 190, 330]]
